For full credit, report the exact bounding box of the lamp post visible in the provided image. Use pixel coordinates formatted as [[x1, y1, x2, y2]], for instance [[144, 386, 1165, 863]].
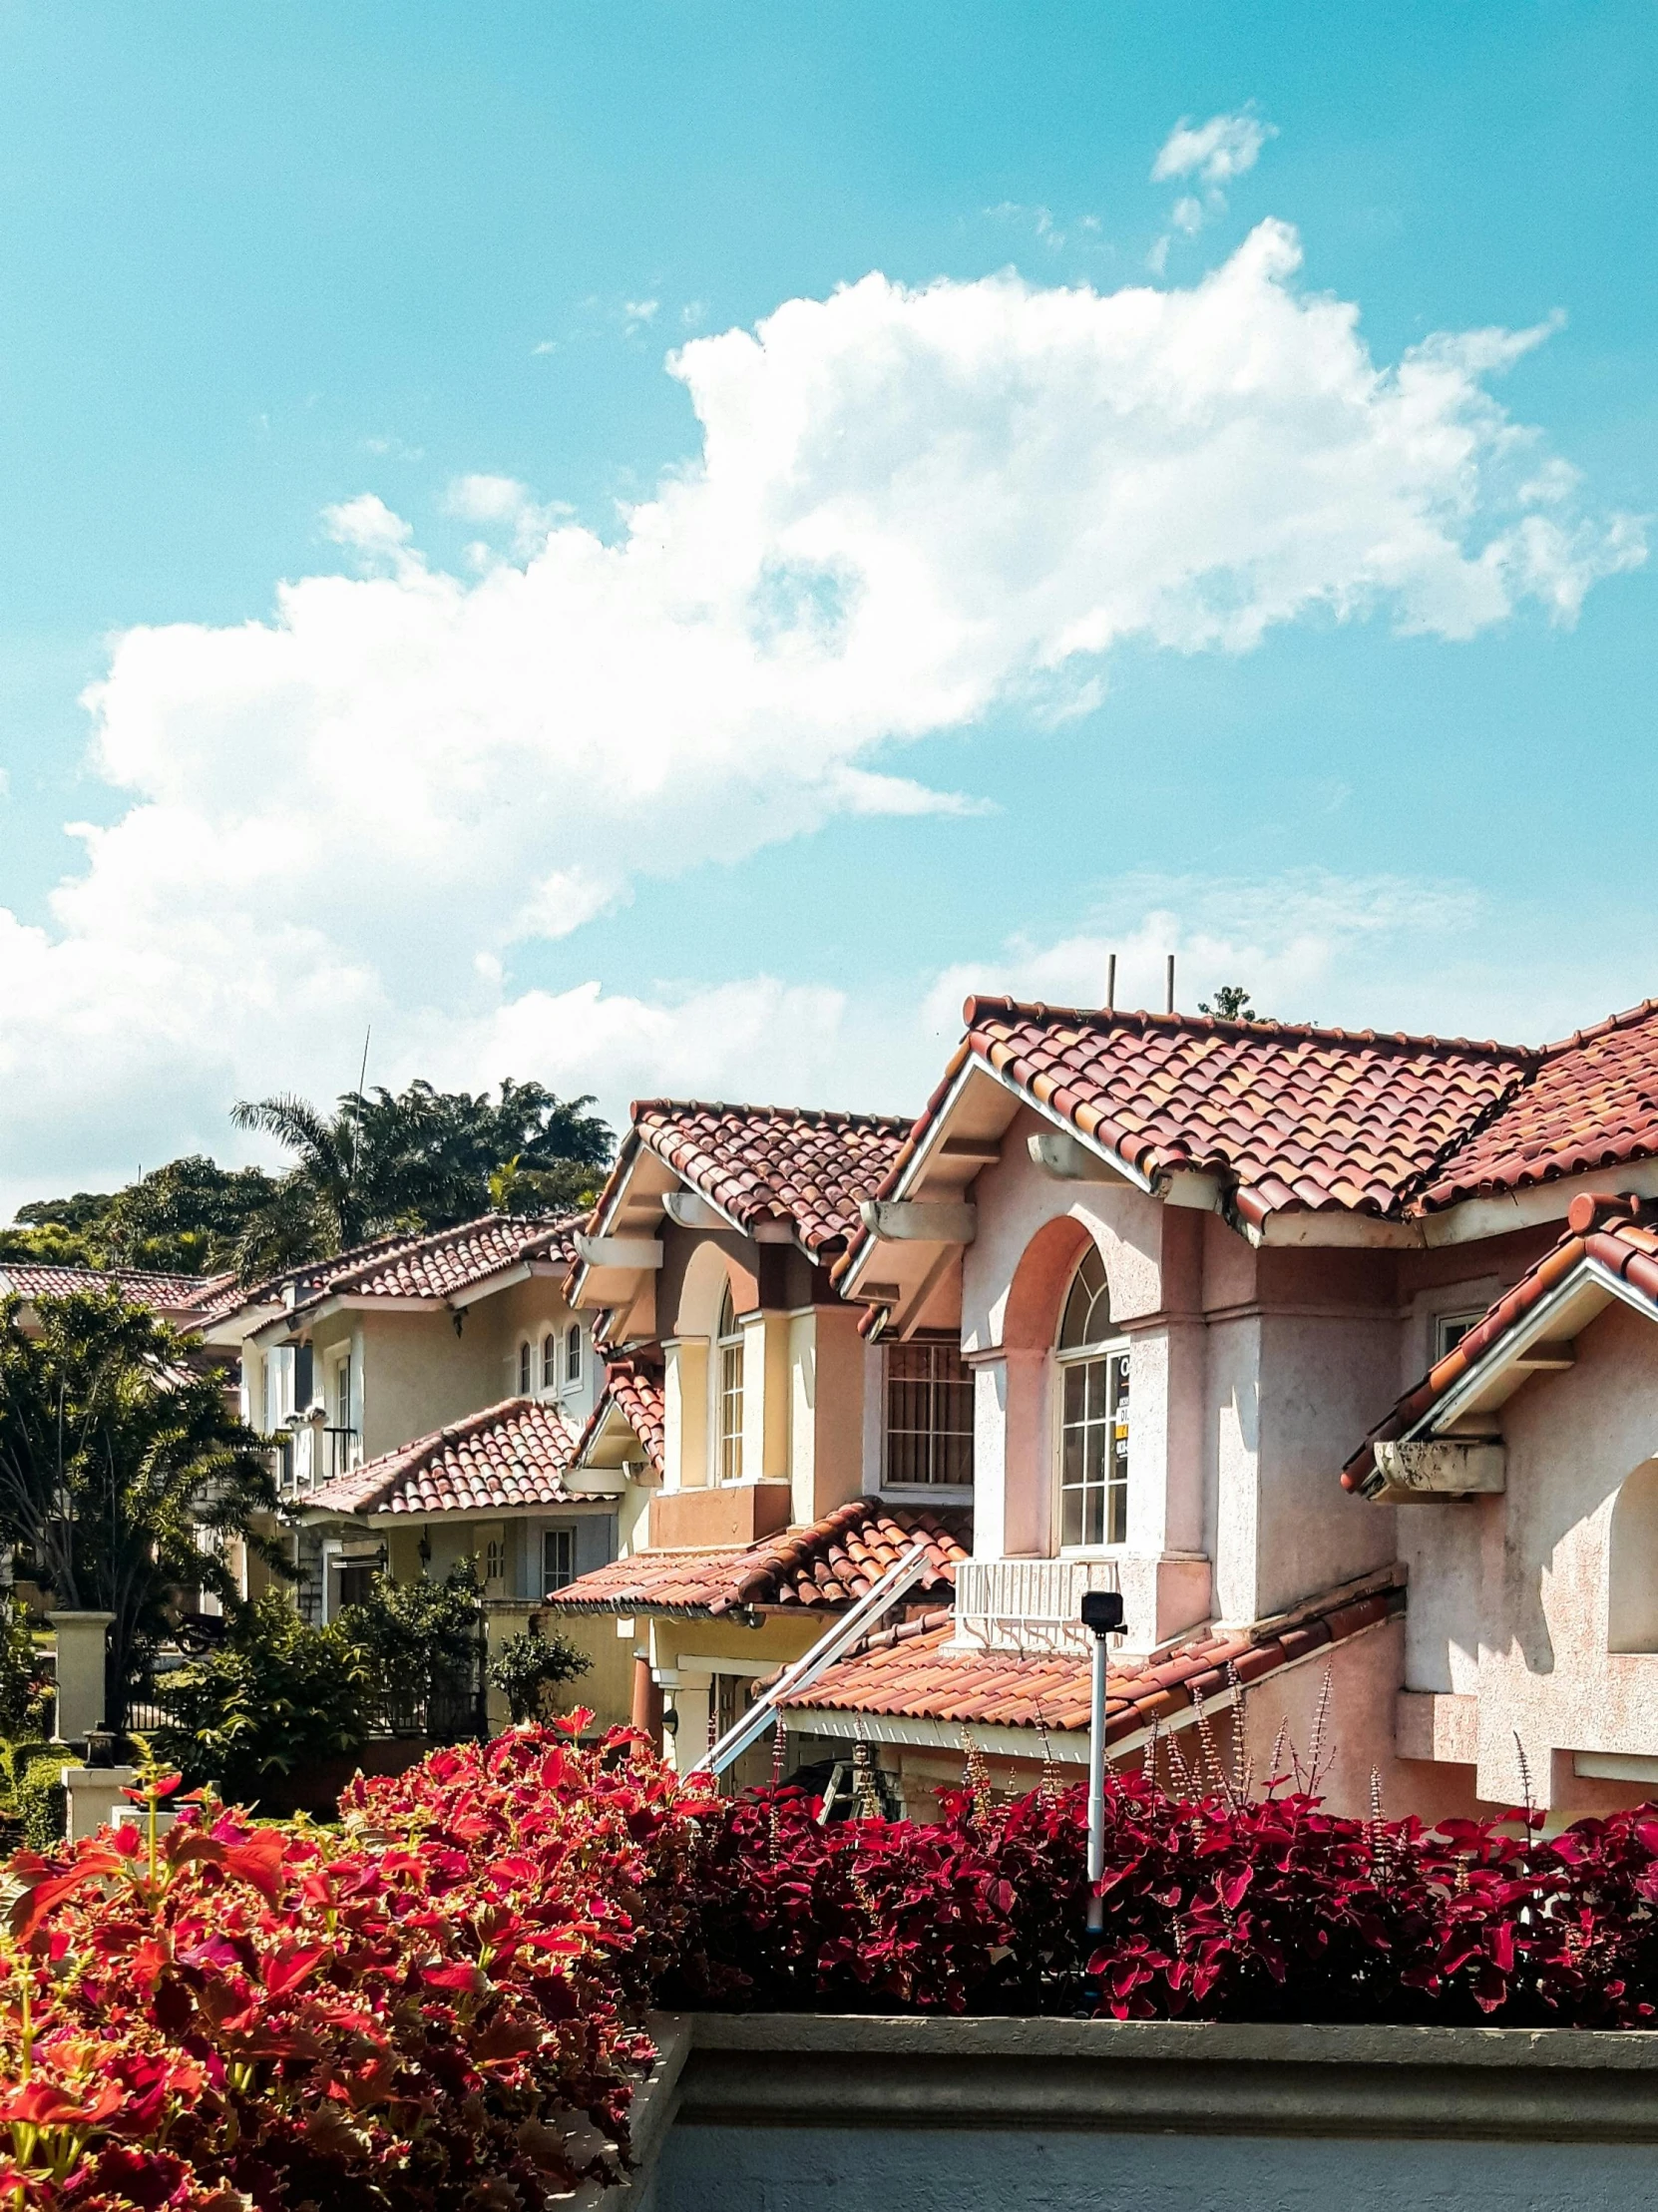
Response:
[[1079, 1588, 1125, 1935]]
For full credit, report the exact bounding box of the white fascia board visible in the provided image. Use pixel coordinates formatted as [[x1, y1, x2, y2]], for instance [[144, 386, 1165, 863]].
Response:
[[1421, 1156, 1658, 1249], [334, 1294, 443, 1315], [445, 1262, 534, 1312], [840, 1054, 1151, 1299], [250, 1297, 340, 1346], [359, 1497, 622, 1532], [1417, 1257, 1639, 1438], [639, 1135, 750, 1241], [781, 1705, 1091, 1764]]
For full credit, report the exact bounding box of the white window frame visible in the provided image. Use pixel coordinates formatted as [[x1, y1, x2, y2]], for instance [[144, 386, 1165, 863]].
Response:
[[566, 1321, 583, 1388], [544, 1526, 578, 1593], [541, 1331, 559, 1394], [1053, 1246, 1130, 1553], [1434, 1308, 1488, 1362], [715, 1285, 744, 1484]]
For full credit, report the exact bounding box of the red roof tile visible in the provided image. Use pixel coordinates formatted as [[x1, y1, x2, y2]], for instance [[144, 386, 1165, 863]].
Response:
[[0, 1263, 239, 1317], [544, 1499, 968, 1618], [781, 1569, 1403, 1739], [605, 1102, 910, 1258], [305, 1396, 589, 1518], [280, 1212, 584, 1315], [1340, 1189, 1658, 1494], [854, 1001, 1532, 1250], [1420, 999, 1658, 1209], [572, 1351, 665, 1476]]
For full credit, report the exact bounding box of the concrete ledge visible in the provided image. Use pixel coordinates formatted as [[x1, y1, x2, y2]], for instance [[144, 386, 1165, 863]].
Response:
[[675, 2011, 1658, 2142]]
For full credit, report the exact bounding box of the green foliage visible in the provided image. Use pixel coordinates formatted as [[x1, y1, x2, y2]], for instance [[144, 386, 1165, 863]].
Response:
[[338, 1559, 485, 1723], [149, 1591, 372, 1797], [0, 1593, 50, 1738], [489, 1618, 593, 1723], [0, 1287, 288, 1732], [1, 1155, 288, 1275], [3, 1740, 68, 1848], [1197, 984, 1263, 1022], [230, 1076, 614, 1267]]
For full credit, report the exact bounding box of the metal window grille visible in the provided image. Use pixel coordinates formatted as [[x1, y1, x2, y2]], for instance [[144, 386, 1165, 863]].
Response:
[[884, 1339, 975, 1487]]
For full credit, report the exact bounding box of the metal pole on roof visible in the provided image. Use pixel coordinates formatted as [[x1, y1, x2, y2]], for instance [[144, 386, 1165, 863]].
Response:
[[1105, 953, 1116, 1011], [1080, 1589, 1125, 1936], [1165, 955, 1176, 1016]]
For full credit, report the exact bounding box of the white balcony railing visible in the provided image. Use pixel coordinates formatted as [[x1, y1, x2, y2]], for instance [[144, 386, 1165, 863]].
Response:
[[273, 1417, 361, 1500], [953, 1557, 1123, 1655]]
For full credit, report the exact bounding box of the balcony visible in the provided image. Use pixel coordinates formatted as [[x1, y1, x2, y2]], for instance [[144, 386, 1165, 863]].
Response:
[[272, 1415, 361, 1499], [953, 1552, 1213, 1657], [953, 1557, 1122, 1655]]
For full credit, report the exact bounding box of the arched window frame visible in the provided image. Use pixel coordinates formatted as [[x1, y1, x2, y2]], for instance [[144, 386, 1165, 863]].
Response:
[[518, 1339, 533, 1397], [566, 1321, 583, 1387], [1053, 1245, 1130, 1550], [715, 1284, 745, 1484], [541, 1332, 558, 1394]]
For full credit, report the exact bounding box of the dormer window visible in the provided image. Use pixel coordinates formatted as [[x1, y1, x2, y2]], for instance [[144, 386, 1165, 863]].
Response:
[[717, 1285, 744, 1483], [1056, 1245, 1130, 1548]]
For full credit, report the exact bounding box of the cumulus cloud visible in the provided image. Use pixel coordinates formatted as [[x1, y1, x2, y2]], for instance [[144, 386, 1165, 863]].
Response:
[[0, 227, 1644, 1206], [1152, 110, 1277, 190]]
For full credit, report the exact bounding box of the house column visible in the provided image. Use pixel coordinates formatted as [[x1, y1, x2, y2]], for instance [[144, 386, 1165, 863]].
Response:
[[49, 1611, 114, 1745], [741, 1314, 791, 1482], [630, 1651, 663, 1751]]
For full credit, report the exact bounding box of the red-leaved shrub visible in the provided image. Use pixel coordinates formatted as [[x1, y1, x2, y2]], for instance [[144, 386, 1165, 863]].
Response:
[[10, 1729, 1658, 2207], [665, 1769, 1658, 2026], [0, 1720, 709, 2211]]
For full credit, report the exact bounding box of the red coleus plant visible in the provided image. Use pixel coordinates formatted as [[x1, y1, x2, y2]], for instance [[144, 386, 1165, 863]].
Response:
[[0, 1719, 713, 2212]]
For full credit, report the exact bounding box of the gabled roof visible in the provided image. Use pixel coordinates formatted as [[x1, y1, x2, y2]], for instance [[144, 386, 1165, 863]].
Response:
[[1419, 999, 1658, 1210], [543, 1498, 968, 1619], [304, 1395, 601, 1519], [590, 1100, 910, 1259], [838, 993, 1658, 1285], [571, 1351, 665, 1478], [780, 1568, 1403, 1744], [1340, 1190, 1658, 1496], [301, 1212, 584, 1308], [0, 1263, 239, 1320]]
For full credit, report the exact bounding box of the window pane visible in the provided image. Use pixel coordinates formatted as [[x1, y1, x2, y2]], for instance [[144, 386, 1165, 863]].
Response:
[[1057, 1246, 1109, 1349], [1061, 1483, 1084, 1548], [884, 1339, 974, 1488], [567, 1324, 582, 1382], [544, 1529, 576, 1591], [1063, 1363, 1087, 1424], [1083, 1486, 1104, 1547]]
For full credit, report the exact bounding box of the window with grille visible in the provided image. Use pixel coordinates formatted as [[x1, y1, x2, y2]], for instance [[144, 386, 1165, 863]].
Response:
[[884, 1338, 975, 1489], [716, 1285, 744, 1483], [1056, 1245, 1130, 1548], [566, 1322, 582, 1385], [485, 1536, 507, 1587], [544, 1527, 577, 1592]]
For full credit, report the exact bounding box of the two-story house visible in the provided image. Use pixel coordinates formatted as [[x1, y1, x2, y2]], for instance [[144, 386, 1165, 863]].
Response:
[[776, 994, 1658, 1823], [545, 1101, 971, 1771], [209, 1211, 628, 1720]]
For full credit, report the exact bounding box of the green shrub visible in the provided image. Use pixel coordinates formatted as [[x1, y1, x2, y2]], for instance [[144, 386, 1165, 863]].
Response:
[[489, 1618, 592, 1723], [0, 1594, 50, 1737], [338, 1559, 484, 1725], [4, 1740, 67, 1848], [149, 1591, 372, 1800]]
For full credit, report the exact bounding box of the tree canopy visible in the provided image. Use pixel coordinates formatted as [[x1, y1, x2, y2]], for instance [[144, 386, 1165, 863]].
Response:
[[0, 1288, 287, 1733], [1, 1075, 616, 1282]]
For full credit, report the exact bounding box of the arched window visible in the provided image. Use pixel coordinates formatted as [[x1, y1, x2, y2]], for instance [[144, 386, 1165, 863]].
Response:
[[519, 1340, 532, 1396], [716, 1285, 744, 1483], [542, 1333, 558, 1392], [566, 1321, 583, 1386], [1610, 1459, 1658, 1651], [1055, 1246, 1130, 1548]]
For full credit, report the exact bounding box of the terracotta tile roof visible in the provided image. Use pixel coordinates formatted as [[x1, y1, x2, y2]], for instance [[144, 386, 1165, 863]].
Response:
[[854, 1000, 1533, 1249], [294, 1212, 585, 1312], [610, 1102, 911, 1257], [572, 1351, 665, 1476], [305, 1396, 590, 1518], [544, 1499, 968, 1618], [1340, 1190, 1658, 1493], [1420, 999, 1658, 1210], [780, 1569, 1403, 1739], [0, 1263, 239, 1318]]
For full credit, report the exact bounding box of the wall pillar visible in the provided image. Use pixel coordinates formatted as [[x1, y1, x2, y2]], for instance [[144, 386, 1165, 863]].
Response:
[[49, 1611, 114, 1744], [630, 1651, 663, 1750], [664, 1336, 709, 1490]]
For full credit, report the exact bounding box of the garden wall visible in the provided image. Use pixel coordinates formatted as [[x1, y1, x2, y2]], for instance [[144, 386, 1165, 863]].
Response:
[[628, 2012, 1658, 2212]]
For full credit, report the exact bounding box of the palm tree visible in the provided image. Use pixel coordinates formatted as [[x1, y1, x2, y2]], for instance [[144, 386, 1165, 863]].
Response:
[[229, 1092, 375, 1255], [0, 1287, 288, 1735]]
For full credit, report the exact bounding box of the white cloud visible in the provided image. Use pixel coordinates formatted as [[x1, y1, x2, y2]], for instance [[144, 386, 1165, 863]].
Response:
[[622, 297, 659, 334], [0, 228, 1644, 1208], [1153, 110, 1277, 190]]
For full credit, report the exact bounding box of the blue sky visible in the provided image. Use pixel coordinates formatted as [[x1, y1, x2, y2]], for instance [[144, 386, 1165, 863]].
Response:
[[0, 1, 1655, 1206]]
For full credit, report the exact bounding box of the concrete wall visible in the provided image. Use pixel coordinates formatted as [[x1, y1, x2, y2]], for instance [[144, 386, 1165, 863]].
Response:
[[639, 2012, 1658, 2212]]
